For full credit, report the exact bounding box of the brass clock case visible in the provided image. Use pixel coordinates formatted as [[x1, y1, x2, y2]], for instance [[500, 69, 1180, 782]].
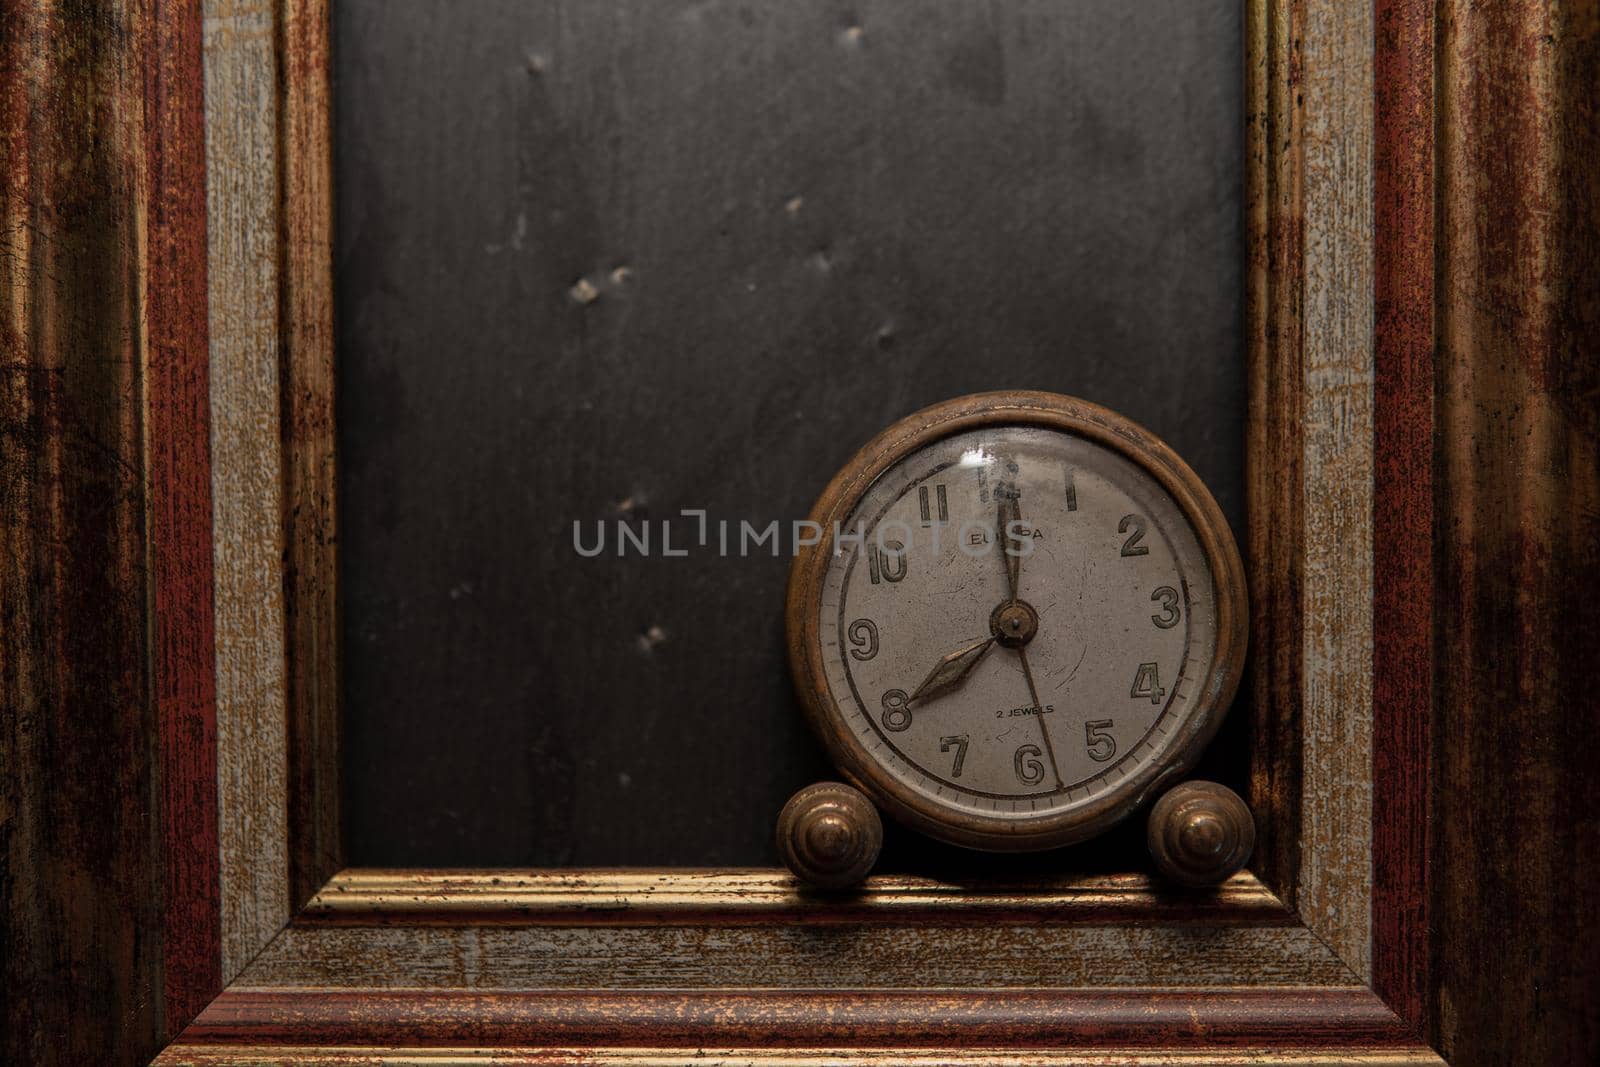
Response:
[[785, 391, 1248, 851]]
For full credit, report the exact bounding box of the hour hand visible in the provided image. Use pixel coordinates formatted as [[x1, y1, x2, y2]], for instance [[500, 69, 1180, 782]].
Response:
[[908, 636, 996, 705]]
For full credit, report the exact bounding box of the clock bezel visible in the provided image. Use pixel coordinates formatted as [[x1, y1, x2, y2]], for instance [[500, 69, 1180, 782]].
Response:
[[786, 390, 1249, 851]]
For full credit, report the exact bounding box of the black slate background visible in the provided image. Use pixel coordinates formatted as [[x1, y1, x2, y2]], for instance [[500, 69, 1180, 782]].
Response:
[[335, 0, 1247, 869]]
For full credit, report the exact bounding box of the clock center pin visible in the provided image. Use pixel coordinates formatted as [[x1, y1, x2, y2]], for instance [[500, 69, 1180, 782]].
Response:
[[989, 599, 1040, 648]]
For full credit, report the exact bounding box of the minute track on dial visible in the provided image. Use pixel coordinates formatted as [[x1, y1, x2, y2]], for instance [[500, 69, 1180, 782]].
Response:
[[1016, 645, 1066, 792]]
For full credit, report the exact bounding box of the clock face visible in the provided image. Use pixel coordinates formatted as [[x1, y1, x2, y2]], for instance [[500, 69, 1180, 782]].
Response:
[[788, 393, 1246, 851]]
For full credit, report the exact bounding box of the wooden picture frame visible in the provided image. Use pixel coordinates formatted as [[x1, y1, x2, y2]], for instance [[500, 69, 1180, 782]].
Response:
[[5, 1, 1595, 1064], [182, 0, 1422, 1058]]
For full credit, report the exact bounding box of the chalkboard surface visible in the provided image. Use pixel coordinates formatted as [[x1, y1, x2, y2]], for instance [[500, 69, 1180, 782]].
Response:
[[337, 0, 1245, 868]]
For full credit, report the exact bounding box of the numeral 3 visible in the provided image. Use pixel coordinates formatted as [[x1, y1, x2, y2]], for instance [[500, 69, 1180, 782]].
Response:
[[1150, 586, 1181, 628]]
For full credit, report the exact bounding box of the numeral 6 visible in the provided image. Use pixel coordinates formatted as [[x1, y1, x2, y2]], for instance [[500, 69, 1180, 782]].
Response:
[[1014, 744, 1046, 785]]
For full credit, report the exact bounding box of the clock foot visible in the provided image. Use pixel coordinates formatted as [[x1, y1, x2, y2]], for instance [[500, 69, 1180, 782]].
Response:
[[1147, 780, 1255, 888], [777, 781, 883, 890]]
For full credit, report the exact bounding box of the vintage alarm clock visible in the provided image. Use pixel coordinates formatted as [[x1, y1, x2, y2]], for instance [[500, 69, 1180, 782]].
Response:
[[778, 391, 1253, 887]]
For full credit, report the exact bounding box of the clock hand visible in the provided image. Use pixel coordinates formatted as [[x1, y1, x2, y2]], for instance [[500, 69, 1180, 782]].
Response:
[[994, 469, 1057, 786], [1015, 646, 1065, 791], [997, 481, 1022, 603], [907, 636, 996, 705]]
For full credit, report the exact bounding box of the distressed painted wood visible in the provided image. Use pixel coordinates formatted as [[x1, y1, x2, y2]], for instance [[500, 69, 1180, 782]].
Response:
[[169, 988, 1419, 1051], [1243, 1, 1376, 977], [1, 0, 220, 1062], [1372, 0, 1435, 1035], [1243, 0, 1306, 911], [201, 0, 291, 982], [232, 920, 1360, 991], [145, 0, 225, 1037], [280, 0, 342, 908], [1432, 1, 1600, 1062], [157, 1050, 1444, 1067], [1294, 0, 1375, 980]]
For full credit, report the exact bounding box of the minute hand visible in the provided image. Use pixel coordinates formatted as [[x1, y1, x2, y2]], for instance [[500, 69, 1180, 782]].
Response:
[[1017, 646, 1065, 790], [998, 482, 1063, 790]]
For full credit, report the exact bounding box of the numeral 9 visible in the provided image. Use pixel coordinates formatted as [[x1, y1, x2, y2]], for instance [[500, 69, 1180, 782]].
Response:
[[848, 618, 879, 660]]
